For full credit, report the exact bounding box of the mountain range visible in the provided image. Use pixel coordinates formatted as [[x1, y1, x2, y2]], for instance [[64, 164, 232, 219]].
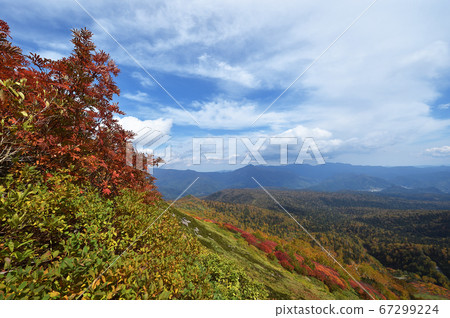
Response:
[[153, 163, 450, 199]]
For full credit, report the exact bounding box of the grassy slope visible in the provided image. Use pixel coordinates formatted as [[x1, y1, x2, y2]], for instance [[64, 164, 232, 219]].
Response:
[[171, 207, 351, 300]]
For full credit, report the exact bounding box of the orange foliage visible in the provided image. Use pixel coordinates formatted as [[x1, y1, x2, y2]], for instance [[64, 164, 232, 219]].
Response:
[[294, 253, 304, 263], [223, 223, 244, 234], [312, 262, 347, 290]]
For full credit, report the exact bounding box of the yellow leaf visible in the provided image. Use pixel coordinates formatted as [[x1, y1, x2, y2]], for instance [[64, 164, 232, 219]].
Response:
[[92, 279, 100, 289], [49, 291, 60, 298]]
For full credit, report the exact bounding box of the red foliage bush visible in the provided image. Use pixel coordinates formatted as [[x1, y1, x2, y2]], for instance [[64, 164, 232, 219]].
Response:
[[274, 251, 291, 263], [291, 253, 314, 275], [349, 280, 359, 289], [241, 232, 259, 246], [223, 223, 244, 234], [280, 259, 294, 272], [311, 262, 347, 290], [258, 242, 273, 253], [351, 281, 386, 300], [296, 263, 314, 276], [294, 253, 304, 264], [273, 251, 298, 272], [222, 222, 272, 249], [257, 240, 278, 254], [222, 223, 261, 247], [265, 240, 278, 250]]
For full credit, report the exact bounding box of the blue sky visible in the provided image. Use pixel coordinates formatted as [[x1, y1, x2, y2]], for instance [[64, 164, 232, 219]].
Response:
[[2, 0, 450, 170]]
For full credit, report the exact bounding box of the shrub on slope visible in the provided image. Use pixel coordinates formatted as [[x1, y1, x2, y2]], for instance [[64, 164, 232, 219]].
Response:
[[0, 167, 267, 299]]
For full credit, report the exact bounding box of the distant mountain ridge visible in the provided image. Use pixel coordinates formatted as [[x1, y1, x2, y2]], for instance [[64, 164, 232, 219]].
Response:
[[153, 163, 450, 199]]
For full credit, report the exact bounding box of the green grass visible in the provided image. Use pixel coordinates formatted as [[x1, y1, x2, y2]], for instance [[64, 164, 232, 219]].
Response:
[[172, 208, 359, 300]]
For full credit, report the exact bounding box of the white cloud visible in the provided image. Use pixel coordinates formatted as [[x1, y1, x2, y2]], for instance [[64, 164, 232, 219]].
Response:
[[131, 72, 154, 88], [438, 103, 450, 109], [36, 50, 66, 60], [276, 125, 343, 155], [116, 116, 173, 163], [35, 40, 72, 60], [116, 116, 172, 137], [122, 91, 150, 103], [196, 54, 259, 88], [279, 125, 333, 140], [425, 146, 450, 157], [163, 98, 285, 130]]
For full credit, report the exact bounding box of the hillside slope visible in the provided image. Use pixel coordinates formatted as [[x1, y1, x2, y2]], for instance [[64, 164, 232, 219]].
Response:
[[202, 189, 450, 290], [172, 195, 450, 300], [0, 168, 268, 300]]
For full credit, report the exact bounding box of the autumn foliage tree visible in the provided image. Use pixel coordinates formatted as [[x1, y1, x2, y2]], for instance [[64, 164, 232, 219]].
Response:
[[0, 20, 158, 200]]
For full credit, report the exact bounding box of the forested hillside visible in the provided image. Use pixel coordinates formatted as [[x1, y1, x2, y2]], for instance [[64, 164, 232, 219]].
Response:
[[204, 189, 450, 290], [174, 194, 450, 299]]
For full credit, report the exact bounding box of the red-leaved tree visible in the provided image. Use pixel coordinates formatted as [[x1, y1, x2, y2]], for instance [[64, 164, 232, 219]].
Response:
[[0, 20, 159, 201]]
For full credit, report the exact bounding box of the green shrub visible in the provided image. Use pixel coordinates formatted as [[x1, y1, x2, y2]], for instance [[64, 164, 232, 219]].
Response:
[[200, 253, 268, 300], [0, 166, 268, 299]]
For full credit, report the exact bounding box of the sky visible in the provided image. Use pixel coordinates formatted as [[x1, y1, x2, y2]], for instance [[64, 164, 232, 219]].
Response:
[[2, 0, 450, 171]]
